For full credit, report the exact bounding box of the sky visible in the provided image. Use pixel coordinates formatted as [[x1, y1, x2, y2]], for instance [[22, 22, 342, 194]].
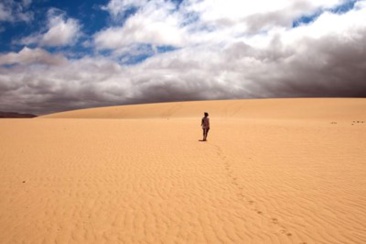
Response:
[[0, 0, 366, 115]]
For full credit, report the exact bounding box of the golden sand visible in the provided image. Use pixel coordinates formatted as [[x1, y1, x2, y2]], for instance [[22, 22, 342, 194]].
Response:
[[0, 98, 365, 243]]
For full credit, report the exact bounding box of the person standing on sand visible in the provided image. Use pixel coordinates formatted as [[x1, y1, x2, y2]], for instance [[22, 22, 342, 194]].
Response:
[[201, 112, 210, 141]]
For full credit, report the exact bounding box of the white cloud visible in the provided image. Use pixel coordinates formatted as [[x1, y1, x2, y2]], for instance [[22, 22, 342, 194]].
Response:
[[102, 0, 149, 19], [0, 47, 67, 66], [0, 4, 11, 22], [0, 0, 33, 22], [95, 1, 183, 49], [95, 0, 352, 52], [279, 4, 366, 46], [22, 0, 32, 8], [41, 11, 81, 46], [356, 0, 366, 8], [19, 9, 81, 47]]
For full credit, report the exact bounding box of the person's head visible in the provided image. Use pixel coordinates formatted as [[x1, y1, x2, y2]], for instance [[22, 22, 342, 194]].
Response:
[[204, 112, 209, 117]]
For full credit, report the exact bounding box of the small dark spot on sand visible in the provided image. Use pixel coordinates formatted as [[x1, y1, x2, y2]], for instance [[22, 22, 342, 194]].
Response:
[[22, 181, 26, 183]]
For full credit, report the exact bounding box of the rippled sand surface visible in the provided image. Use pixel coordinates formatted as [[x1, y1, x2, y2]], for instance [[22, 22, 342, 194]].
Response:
[[1, 99, 365, 243]]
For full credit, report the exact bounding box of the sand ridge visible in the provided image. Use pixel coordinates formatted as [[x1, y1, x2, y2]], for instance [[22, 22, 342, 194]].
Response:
[[42, 98, 365, 121], [1, 98, 366, 243]]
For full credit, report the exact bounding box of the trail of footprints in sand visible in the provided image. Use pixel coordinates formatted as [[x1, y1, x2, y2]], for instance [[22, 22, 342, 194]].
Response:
[[208, 143, 301, 241], [330, 120, 366, 125]]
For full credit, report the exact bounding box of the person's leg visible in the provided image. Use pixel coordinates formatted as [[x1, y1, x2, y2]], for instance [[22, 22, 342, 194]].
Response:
[[203, 128, 209, 141], [205, 128, 210, 140]]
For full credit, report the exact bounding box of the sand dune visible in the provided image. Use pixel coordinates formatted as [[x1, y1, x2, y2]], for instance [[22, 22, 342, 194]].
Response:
[[43, 98, 365, 121], [1, 98, 365, 243]]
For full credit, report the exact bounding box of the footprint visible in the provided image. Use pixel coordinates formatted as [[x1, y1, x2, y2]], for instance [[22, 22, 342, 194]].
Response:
[[271, 218, 278, 224]]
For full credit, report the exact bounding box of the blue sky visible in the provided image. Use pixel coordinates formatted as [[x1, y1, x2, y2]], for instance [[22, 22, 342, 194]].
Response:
[[1, 0, 366, 114], [1, 0, 107, 53]]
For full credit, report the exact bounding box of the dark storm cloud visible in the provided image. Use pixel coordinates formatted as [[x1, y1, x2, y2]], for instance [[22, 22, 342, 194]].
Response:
[[245, 30, 366, 98]]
